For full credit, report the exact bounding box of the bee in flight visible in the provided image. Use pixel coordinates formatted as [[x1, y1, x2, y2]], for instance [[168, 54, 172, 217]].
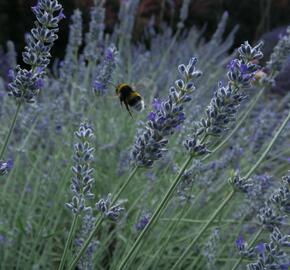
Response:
[[114, 83, 145, 117]]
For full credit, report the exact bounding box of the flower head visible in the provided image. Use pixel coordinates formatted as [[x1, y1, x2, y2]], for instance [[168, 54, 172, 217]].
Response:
[[66, 122, 95, 214], [8, 0, 64, 103], [131, 57, 202, 168]]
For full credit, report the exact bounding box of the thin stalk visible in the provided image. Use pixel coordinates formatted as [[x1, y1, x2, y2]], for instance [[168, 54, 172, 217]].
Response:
[[67, 166, 139, 270], [58, 214, 79, 270], [172, 108, 290, 270], [116, 155, 194, 270], [67, 216, 102, 270], [171, 189, 235, 270], [160, 218, 257, 225], [112, 166, 139, 204], [231, 228, 263, 270], [0, 102, 21, 159], [244, 108, 290, 179]]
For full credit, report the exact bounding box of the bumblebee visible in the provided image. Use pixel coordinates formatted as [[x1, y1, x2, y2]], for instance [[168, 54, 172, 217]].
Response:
[[115, 83, 145, 117]]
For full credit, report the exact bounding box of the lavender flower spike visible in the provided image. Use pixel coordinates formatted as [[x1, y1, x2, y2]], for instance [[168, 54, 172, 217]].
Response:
[[184, 41, 263, 156], [93, 44, 118, 95], [8, 0, 64, 104], [66, 122, 95, 214], [131, 57, 202, 168]]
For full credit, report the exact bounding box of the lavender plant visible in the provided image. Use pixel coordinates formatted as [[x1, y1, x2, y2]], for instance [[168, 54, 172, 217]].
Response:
[[2, 1, 290, 270], [234, 174, 290, 270]]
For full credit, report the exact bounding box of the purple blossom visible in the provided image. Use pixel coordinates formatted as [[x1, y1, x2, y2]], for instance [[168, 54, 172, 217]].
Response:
[[135, 212, 151, 231], [255, 242, 265, 255], [57, 9, 66, 20], [35, 78, 45, 89], [0, 159, 13, 175], [236, 235, 245, 250], [7, 69, 14, 80], [8, 0, 63, 103], [148, 112, 157, 121], [152, 98, 162, 111], [93, 44, 118, 95], [93, 80, 106, 93], [131, 57, 202, 167]]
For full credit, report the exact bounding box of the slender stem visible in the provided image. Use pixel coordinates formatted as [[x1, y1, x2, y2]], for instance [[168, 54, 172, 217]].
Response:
[[112, 166, 139, 204], [117, 155, 194, 270], [67, 216, 102, 270], [58, 214, 79, 270], [67, 166, 139, 270], [244, 108, 290, 179], [171, 189, 235, 270], [160, 218, 258, 225], [0, 102, 21, 160], [231, 228, 263, 270]]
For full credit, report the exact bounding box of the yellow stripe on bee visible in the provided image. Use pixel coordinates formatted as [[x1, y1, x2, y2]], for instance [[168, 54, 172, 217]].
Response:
[[129, 91, 141, 98]]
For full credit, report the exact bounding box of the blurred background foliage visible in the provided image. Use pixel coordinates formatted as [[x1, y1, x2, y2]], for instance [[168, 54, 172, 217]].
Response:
[[1, 0, 290, 62]]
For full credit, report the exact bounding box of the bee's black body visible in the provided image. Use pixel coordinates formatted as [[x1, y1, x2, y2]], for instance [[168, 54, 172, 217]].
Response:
[[116, 83, 144, 117]]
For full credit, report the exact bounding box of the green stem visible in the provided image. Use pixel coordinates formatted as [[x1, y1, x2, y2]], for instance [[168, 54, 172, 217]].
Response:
[[67, 216, 102, 270], [0, 102, 21, 160], [244, 108, 290, 179], [231, 228, 263, 270], [112, 166, 139, 204], [117, 155, 194, 270], [171, 189, 235, 270], [67, 166, 139, 270], [58, 214, 79, 270]]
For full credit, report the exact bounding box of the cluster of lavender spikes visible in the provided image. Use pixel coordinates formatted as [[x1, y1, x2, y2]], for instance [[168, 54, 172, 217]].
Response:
[[236, 174, 290, 269], [66, 122, 95, 214], [257, 174, 290, 228], [184, 41, 263, 156], [247, 227, 290, 270], [93, 45, 118, 95], [130, 57, 202, 167], [8, 0, 64, 104]]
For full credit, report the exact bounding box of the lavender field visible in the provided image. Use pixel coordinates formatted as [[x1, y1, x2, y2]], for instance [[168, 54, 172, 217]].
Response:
[[0, 0, 290, 269]]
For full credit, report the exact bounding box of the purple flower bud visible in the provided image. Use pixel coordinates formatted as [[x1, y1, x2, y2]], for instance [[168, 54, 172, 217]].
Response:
[[148, 112, 157, 121], [35, 77, 44, 89], [152, 98, 162, 111], [236, 235, 245, 250]]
